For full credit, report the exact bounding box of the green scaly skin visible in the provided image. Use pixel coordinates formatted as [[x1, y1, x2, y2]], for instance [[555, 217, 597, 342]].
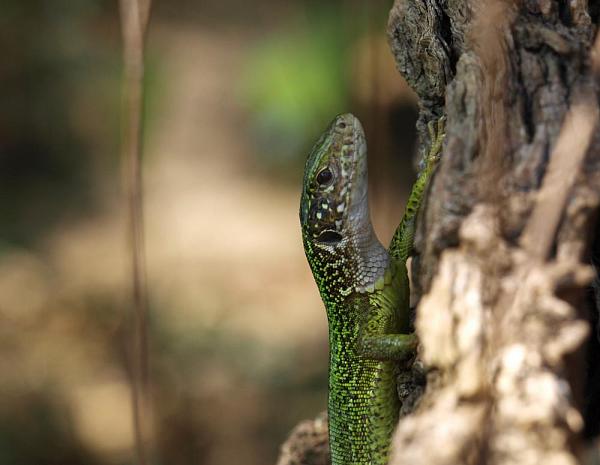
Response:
[[300, 114, 444, 465]]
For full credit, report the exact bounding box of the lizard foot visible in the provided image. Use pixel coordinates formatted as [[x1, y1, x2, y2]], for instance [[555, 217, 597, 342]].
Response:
[[424, 116, 446, 171]]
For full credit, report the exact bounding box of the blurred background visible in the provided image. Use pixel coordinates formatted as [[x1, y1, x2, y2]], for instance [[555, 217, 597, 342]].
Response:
[[0, 0, 419, 464]]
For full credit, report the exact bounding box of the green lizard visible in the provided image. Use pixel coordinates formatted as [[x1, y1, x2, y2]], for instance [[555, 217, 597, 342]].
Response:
[[299, 113, 444, 465]]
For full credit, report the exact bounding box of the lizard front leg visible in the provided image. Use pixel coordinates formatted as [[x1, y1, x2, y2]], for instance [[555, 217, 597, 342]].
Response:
[[358, 116, 445, 364]]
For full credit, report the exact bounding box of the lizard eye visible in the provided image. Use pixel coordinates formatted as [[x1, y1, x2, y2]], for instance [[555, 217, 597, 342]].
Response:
[[316, 168, 333, 186]]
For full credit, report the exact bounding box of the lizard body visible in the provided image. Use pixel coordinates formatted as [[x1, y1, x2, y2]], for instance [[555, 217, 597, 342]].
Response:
[[299, 114, 443, 465]]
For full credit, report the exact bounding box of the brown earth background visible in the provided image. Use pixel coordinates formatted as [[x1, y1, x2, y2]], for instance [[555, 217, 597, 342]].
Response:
[[0, 1, 420, 464]]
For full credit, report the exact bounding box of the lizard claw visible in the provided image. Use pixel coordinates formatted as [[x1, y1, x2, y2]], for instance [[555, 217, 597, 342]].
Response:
[[424, 116, 446, 172]]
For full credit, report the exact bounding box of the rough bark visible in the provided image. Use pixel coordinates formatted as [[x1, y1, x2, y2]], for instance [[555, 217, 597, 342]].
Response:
[[277, 1, 600, 464], [276, 412, 330, 465], [388, 1, 600, 464]]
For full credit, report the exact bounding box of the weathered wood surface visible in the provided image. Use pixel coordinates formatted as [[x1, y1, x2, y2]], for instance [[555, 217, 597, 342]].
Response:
[[388, 1, 600, 464]]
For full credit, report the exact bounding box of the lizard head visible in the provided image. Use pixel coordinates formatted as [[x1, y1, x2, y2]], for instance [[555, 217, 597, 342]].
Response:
[[300, 114, 386, 300], [300, 113, 368, 247]]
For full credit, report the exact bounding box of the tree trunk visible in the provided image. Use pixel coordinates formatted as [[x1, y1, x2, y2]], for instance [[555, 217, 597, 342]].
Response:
[[278, 2, 600, 464], [388, 1, 600, 464]]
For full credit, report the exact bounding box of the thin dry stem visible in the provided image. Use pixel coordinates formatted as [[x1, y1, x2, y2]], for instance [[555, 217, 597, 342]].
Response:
[[118, 1, 152, 464]]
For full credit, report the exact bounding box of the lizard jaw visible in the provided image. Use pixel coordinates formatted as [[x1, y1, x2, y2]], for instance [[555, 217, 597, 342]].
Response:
[[347, 115, 370, 236]]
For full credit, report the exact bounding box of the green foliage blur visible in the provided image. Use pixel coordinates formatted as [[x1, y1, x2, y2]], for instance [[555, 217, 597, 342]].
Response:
[[239, 3, 387, 169], [240, 9, 350, 166]]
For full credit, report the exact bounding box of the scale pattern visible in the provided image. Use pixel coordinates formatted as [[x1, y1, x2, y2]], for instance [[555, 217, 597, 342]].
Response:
[[300, 114, 442, 465]]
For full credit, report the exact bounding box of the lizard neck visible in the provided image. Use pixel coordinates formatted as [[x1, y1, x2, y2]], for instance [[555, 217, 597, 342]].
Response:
[[302, 214, 389, 309], [347, 220, 388, 293]]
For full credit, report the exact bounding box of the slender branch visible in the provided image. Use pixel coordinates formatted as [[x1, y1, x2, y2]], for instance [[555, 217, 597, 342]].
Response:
[[118, 1, 152, 464]]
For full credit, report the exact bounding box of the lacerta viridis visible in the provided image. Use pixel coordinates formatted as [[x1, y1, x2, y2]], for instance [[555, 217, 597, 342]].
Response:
[[299, 113, 444, 465]]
